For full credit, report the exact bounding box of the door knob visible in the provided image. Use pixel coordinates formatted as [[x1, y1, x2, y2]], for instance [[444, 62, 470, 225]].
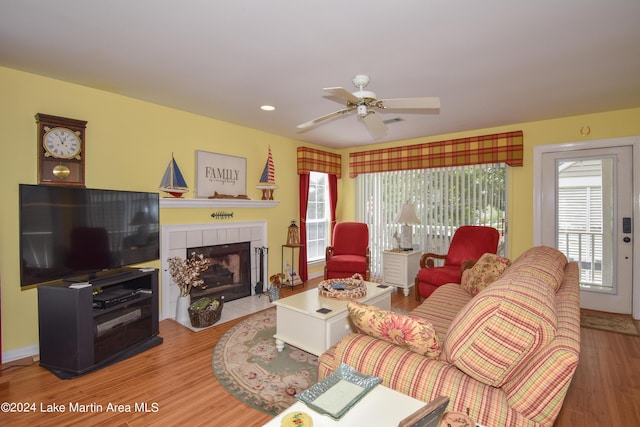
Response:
[[623, 237, 631, 243]]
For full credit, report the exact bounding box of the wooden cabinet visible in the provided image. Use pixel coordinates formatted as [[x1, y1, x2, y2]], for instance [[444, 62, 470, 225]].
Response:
[[37, 269, 162, 378], [382, 250, 422, 296]]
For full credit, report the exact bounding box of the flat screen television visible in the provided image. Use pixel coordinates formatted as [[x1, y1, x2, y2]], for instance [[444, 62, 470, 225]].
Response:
[[19, 184, 160, 288]]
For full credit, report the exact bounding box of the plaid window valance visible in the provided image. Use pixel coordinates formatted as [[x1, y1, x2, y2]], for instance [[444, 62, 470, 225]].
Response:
[[348, 130, 523, 177], [297, 147, 342, 178]]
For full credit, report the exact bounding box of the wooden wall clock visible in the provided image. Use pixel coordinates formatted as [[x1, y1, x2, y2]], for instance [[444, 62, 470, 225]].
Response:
[[35, 113, 87, 187]]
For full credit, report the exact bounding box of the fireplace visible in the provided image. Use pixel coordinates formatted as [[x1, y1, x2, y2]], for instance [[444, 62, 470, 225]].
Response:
[[188, 241, 251, 302], [160, 221, 268, 321]]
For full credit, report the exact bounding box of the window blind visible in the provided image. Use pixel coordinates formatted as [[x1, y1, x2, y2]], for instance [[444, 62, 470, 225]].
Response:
[[356, 164, 506, 278]]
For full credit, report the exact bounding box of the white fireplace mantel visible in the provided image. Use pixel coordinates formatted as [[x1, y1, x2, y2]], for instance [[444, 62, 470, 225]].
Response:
[[160, 198, 278, 208]]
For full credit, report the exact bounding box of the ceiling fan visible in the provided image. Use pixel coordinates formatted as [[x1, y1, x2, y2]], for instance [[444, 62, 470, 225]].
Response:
[[297, 75, 440, 139]]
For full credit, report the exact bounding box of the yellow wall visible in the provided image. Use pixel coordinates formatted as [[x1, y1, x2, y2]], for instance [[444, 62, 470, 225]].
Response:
[[0, 66, 326, 354], [336, 108, 640, 258], [1, 65, 639, 356]]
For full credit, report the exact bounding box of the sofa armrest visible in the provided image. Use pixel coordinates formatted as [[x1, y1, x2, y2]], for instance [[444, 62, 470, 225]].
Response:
[[328, 333, 445, 400], [318, 345, 338, 381], [323, 333, 524, 427]]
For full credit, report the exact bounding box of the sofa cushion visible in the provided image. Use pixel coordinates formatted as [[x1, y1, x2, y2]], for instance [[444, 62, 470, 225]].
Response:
[[348, 301, 441, 358], [411, 283, 472, 342], [460, 253, 511, 296], [443, 255, 558, 387]]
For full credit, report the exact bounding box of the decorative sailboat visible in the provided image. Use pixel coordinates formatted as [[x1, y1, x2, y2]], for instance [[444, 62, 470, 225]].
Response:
[[159, 154, 189, 198], [256, 146, 278, 200]]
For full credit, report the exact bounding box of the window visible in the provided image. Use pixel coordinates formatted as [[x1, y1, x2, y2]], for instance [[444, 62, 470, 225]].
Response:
[[306, 171, 330, 262], [356, 164, 507, 277], [556, 159, 606, 288]]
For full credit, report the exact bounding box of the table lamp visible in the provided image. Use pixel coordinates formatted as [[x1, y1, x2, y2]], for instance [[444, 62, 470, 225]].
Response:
[[394, 203, 420, 250]]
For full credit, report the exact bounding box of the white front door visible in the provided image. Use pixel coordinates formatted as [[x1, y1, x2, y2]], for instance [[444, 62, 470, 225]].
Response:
[[537, 143, 634, 314]]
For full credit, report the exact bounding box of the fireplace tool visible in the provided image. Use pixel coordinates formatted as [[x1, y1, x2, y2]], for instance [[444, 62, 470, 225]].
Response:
[[254, 246, 268, 296]]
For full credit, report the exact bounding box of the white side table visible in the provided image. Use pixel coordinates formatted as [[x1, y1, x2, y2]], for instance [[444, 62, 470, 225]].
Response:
[[382, 249, 422, 296]]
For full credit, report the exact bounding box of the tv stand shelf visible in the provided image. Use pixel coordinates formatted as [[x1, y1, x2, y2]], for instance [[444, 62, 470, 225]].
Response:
[[37, 268, 162, 378]]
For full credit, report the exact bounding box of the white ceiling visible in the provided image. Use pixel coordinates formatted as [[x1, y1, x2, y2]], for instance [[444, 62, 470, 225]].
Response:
[[1, 1, 639, 149]]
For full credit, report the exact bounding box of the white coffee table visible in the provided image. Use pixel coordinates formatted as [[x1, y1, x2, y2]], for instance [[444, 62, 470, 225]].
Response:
[[272, 281, 392, 356], [262, 384, 426, 427]]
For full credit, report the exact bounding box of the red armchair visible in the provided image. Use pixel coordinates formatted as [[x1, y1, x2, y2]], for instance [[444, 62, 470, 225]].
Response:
[[415, 225, 499, 300], [324, 222, 370, 281]]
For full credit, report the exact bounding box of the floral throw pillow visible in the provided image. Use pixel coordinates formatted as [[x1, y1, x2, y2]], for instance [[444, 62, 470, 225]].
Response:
[[460, 253, 511, 296], [347, 301, 441, 358]]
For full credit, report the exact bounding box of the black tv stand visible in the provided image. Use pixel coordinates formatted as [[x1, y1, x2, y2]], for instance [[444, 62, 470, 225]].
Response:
[[37, 268, 162, 379], [62, 278, 89, 284], [62, 268, 134, 285], [90, 269, 134, 285]]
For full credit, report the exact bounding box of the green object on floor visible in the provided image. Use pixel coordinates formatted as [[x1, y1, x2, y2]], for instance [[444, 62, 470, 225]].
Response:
[[190, 297, 212, 311]]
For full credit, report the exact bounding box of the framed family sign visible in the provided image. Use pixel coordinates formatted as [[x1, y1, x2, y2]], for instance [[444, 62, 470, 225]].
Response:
[[195, 150, 247, 198]]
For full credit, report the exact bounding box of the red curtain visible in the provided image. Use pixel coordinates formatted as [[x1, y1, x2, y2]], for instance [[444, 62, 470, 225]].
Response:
[[329, 173, 338, 236], [298, 173, 310, 282], [296, 147, 342, 282]]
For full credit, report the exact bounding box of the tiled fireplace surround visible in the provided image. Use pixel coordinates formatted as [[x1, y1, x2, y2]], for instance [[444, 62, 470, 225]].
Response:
[[160, 221, 268, 321]]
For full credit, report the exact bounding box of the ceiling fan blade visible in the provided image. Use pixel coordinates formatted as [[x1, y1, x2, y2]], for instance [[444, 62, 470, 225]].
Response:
[[323, 87, 361, 104], [296, 107, 355, 129], [361, 111, 388, 139], [380, 97, 440, 110]]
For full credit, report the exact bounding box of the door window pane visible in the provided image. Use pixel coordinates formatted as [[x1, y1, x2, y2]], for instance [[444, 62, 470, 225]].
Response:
[[556, 158, 613, 292]]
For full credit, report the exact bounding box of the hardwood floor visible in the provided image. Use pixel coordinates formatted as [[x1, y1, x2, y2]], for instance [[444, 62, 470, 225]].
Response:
[[1, 281, 639, 426]]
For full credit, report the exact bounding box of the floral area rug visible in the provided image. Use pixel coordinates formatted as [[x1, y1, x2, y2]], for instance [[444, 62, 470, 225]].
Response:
[[212, 307, 318, 416], [580, 310, 640, 336]]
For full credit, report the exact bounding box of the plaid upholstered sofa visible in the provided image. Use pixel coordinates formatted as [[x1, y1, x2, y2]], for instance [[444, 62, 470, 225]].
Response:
[[318, 246, 580, 427]]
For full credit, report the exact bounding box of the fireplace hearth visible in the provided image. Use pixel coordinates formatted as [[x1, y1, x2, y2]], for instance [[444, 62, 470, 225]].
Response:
[[188, 241, 251, 302]]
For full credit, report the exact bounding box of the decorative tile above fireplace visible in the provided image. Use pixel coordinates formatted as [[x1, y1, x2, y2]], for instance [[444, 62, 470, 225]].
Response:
[[160, 221, 267, 320]]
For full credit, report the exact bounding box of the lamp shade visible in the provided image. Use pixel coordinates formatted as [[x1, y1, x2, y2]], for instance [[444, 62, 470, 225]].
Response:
[[394, 204, 420, 224]]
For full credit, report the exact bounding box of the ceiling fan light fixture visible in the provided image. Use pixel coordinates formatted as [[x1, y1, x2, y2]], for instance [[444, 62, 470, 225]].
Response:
[[357, 104, 368, 117]]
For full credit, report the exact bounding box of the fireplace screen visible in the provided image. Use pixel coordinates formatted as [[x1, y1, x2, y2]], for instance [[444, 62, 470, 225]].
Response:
[[187, 241, 251, 302]]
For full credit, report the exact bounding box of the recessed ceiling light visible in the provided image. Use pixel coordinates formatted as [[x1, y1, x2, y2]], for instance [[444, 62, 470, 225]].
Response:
[[260, 105, 276, 111]]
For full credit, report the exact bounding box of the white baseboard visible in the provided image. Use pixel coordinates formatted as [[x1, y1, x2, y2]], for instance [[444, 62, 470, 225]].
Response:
[[2, 344, 39, 363], [308, 270, 323, 280]]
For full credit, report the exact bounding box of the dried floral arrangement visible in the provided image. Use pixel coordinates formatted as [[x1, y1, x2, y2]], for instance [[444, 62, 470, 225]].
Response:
[[167, 252, 212, 297]]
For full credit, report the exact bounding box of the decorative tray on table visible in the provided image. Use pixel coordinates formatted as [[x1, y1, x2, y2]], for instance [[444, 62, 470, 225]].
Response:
[[317, 273, 367, 299], [296, 363, 382, 420]]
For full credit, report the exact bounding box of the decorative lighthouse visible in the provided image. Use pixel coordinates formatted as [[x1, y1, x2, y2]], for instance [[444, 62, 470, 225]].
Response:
[[256, 146, 279, 200]]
